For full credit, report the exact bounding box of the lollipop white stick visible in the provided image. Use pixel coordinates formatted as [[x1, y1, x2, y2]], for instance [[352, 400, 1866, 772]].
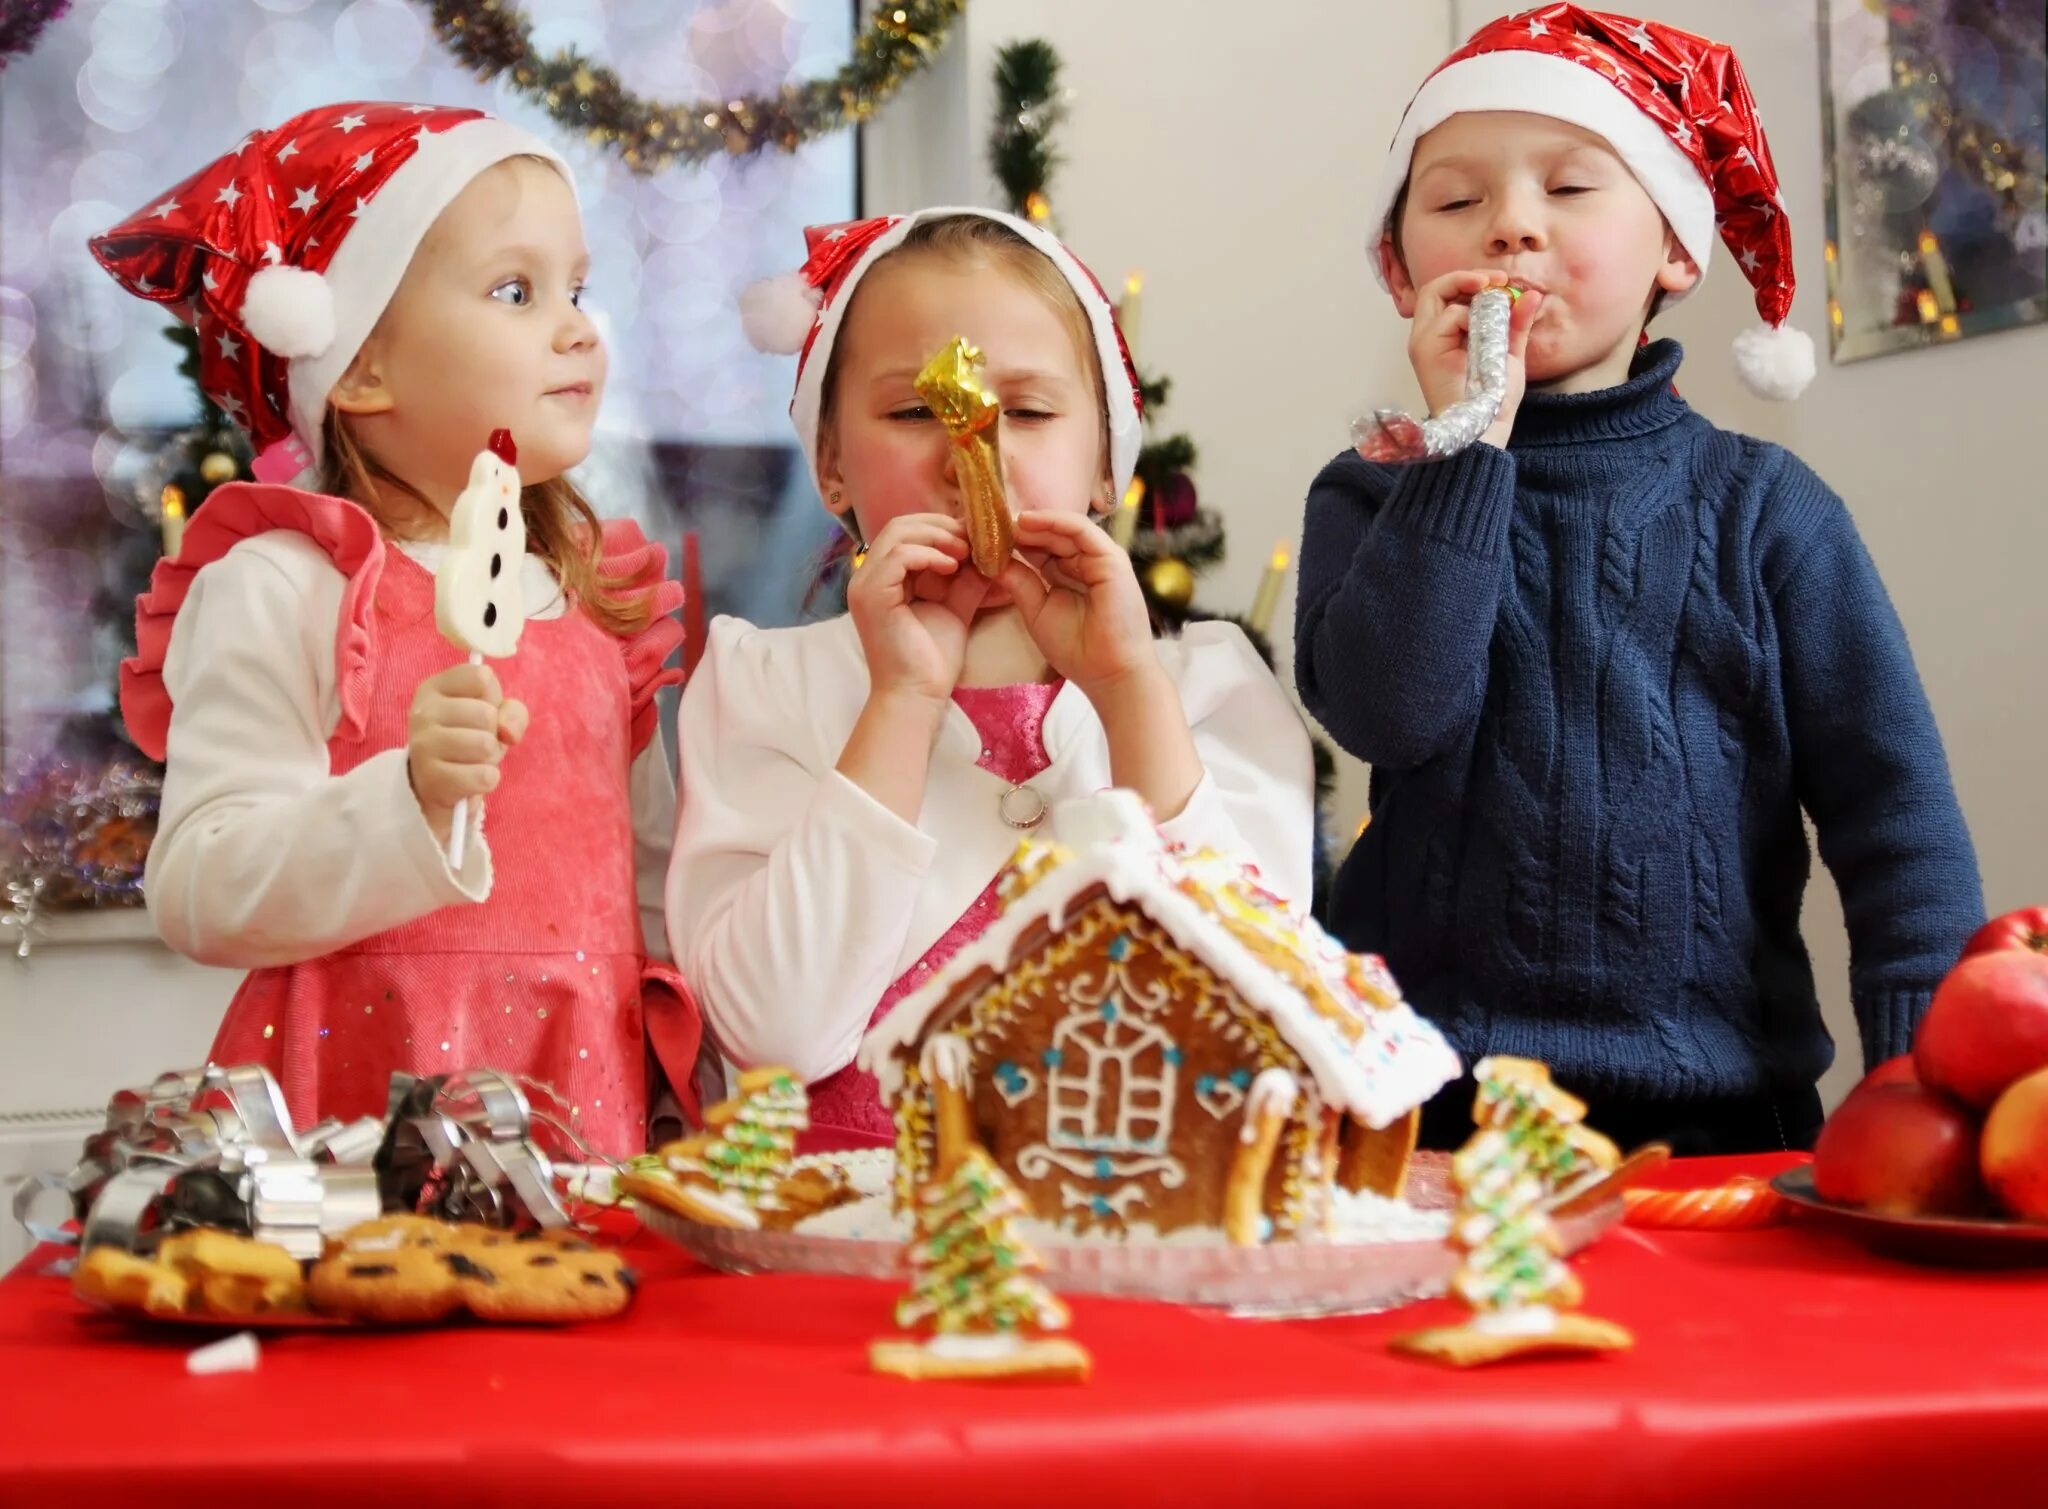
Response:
[[447, 647, 484, 869], [434, 429, 526, 869]]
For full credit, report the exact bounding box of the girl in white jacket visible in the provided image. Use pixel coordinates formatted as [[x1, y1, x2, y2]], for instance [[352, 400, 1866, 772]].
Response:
[[667, 209, 1314, 1142]]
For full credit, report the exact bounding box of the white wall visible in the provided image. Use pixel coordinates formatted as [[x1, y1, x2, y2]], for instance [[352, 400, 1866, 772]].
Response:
[[870, 0, 2048, 1111]]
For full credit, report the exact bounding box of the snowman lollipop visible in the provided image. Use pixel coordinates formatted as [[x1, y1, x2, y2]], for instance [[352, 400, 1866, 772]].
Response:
[[434, 429, 526, 868]]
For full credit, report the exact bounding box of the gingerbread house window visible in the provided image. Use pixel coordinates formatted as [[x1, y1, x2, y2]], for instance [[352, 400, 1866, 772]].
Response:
[[1046, 1004, 1179, 1156]]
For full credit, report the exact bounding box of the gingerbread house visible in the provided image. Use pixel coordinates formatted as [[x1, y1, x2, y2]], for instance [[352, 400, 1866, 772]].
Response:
[[857, 792, 1461, 1245]]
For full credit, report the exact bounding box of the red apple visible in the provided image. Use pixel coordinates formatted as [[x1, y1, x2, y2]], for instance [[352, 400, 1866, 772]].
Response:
[[1852, 1054, 1920, 1094], [1981, 1065, 2048, 1223], [1813, 1081, 1988, 1218], [1913, 951, 2048, 1109], [1961, 906, 2048, 960]]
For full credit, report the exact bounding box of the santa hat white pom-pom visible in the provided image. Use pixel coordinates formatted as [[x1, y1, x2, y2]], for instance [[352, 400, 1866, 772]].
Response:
[[240, 264, 335, 360], [738, 271, 822, 354], [1732, 322, 1816, 400]]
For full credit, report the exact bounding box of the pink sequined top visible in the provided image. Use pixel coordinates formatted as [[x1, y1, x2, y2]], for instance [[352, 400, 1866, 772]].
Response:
[[805, 680, 1063, 1142]]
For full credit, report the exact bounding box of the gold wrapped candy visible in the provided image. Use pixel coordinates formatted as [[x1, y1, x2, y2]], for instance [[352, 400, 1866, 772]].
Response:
[[915, 336, 1012, 578]]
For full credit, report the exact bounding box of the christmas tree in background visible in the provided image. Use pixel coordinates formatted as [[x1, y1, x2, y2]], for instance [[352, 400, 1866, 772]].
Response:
[[92, 321, 253, 746], [990, 40, 1336, 910], [988, 41, 1243, 636], [2, 323, 250, 951]]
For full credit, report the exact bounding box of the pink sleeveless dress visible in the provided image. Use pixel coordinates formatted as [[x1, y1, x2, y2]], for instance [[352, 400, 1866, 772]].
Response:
[[122, 483, 701, 1155], [805, 680, 1063, 1145]]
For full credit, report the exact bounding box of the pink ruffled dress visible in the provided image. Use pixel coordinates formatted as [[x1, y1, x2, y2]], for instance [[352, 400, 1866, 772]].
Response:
[[122, 484, 701, 1155], [805, 680, 1063, 1144]]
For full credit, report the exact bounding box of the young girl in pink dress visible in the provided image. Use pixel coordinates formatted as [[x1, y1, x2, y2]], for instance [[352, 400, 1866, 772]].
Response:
[[92, 101, 700, 1153], [668, 210, 1316, 1143]]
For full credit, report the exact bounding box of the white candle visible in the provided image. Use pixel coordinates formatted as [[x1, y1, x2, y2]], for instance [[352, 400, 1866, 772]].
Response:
[[159, 485, 186, 558], [1109, 477, 1144, 549], [1247, 540, 1290, 636], [1119, 271, 1143, 367]]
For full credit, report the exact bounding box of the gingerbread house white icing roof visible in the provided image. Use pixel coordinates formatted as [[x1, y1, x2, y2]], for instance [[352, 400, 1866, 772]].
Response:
[[858, 791, 1461, 1130]]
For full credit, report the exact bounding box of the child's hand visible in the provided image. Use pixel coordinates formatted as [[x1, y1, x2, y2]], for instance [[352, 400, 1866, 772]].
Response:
[[407, 662, 526, 842], [998, 510, 1159, 697], [1406, 269, 1546, 448], [846, 513, 993, 706]]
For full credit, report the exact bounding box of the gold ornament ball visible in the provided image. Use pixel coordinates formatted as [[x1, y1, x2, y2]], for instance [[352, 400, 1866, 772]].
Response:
[[200, 452, 238, 485], [1145, 557, 1196, 610]]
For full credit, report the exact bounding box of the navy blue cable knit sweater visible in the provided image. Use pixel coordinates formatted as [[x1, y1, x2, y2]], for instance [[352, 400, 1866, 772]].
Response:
[[1295, 341, 1982, 1102]]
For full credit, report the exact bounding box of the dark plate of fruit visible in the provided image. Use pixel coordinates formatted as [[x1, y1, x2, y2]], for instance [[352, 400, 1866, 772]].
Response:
[[1785, 908, 2048, 1265], [1771, 1165, 2048, 1266]]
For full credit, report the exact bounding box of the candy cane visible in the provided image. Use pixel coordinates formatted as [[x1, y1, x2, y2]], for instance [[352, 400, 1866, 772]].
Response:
[[1623, 1176, 1790, 1230]]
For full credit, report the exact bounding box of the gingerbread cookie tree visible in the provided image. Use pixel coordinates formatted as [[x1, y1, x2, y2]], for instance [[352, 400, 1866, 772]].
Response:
[[694, 1066, 807, 1207], [621, 1066, 811, 1230], [1394, 1056, 1632, 1366], [872, 1146, 1090, 1382]]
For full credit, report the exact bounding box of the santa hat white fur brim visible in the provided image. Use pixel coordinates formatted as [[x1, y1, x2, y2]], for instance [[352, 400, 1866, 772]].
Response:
[[1367, 51, 1717, 301], [256, 118, 572, 481], [781, 207, 1144, 500]]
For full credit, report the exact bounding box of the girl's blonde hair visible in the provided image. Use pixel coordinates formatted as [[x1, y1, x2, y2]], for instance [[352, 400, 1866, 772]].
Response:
[[318, 413, 650, 638]]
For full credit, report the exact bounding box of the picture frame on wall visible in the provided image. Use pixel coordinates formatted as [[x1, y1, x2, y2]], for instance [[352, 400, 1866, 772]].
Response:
[[1818, 0, 2047, 363]]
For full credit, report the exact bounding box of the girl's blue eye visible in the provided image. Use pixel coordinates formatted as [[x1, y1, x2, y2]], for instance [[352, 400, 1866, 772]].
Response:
[[571, 284, 589, 309], [888, 405, 934, 422], [490, 278, 531, 307]]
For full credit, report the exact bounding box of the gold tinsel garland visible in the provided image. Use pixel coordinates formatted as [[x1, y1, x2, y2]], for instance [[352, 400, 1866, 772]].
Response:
[[416, 0, 966, 174]]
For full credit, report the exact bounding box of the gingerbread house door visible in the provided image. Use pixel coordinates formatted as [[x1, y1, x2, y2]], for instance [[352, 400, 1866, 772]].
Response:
[[1017, 1001, 1187, 1225], [1047, 1006, 1176, 1154]]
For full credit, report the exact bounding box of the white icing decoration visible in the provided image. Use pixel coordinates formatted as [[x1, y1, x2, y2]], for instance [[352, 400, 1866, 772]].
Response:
[[1470, 1305, 1561, 1338], [434, 444, 526, 659], [1014, 1146, 1186, 1189], [925, 1332, 1027, 1361], [919, 1032, 971, 1090], [1194, 1076, 1248, 1121], [1051, 788, 1158, 851], [1241, 1068, 1298, 1142]]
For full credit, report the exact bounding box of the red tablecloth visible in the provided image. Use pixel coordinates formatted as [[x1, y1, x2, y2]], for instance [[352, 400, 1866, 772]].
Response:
[[4, 1154, 2043, 1508]]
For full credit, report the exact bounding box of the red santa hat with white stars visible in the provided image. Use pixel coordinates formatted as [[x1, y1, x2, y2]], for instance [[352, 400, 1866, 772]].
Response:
[[738, 207, 1145, 497], [90, 102, 570, 483], [1367, 5, 1814, 399]]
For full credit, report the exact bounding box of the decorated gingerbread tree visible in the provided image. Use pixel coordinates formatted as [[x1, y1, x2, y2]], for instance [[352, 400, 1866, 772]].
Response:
[[695, 1066, 807, 1209], [1394, 1056, 1632, 1367], [872, 1146, 1089, 1381]]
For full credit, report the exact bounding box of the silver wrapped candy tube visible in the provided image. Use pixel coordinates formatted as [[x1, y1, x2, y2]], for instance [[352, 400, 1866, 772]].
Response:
[[1353, 284, 1519, 463]]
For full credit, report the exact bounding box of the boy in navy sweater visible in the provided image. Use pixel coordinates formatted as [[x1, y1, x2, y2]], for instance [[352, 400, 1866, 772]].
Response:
[[1296, 6, 1981, 1153]]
